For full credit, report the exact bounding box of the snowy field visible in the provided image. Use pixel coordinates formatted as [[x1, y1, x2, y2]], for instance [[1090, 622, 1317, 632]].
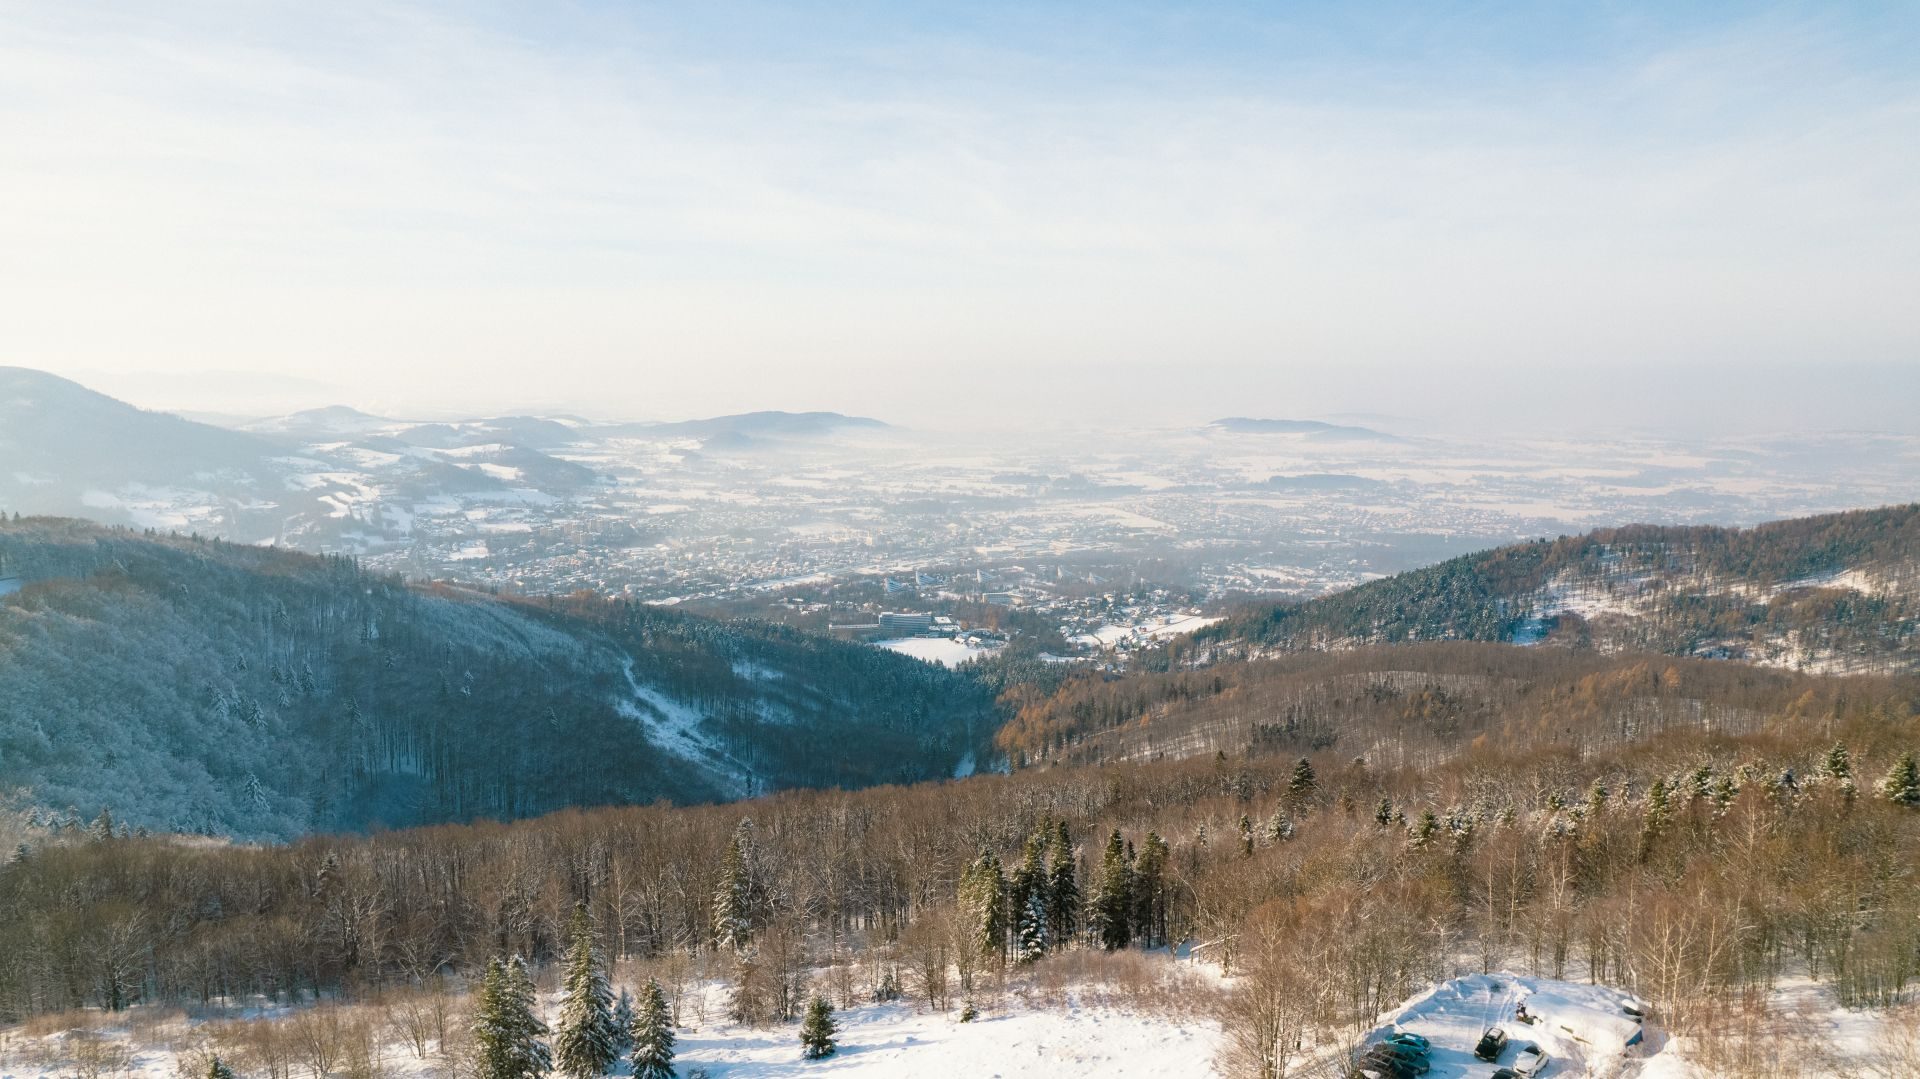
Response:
[[874, 637, 1003, 668], [676, 999, 1218, 1077], [9, 964, 1918, 1078], [1370, 973, 1655, 1077]]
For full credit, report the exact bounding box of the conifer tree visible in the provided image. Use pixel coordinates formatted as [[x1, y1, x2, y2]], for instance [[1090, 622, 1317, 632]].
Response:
[[1130, 831, 1168, 948], [799, 995, 838, 1059], [1639, 778, 1672, 862], [1237, 814, 1254, 856], [713, 825, 751, 952], [477, 957, 552, 1079], [474, 958, 511, 1079], [1410, 808, 1440, 848], [1822, 741, 1853, 781], [1585, 780, 1609, 817], [611, 989, 635, 1057], [1263, 808, 1290, 843], [1822, 742, 1859, 802], [1089, 829, 1133, 950], [631, 979, 676, 1079], [511, 957, 554, 1079], [207, 1056, 236, 1079], [1017, 886, 1049, 963], [1881, 752, 1920, 807], [1688, 764, 1715, 803], [1011, 833, 1044, 905], [1045, 824, 1079, 947], [959, 849, 1007, 965], [1287, 757, 1317, 804], [1374, 797, 1393, 826], [554, 907, 619, 1079]]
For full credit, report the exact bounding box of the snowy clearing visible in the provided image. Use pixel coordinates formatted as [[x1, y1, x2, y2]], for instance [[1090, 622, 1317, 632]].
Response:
[[1372, 973, 1654, 1077], [677, 999, 1219, 1077], [874, 637, 1003, 668]]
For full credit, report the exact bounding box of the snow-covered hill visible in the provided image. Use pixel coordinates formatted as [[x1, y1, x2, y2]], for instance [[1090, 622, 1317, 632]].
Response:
[[1200, 505, 1920, 675]]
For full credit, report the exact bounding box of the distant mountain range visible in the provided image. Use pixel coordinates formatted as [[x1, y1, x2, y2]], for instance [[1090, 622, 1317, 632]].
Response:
[[1188, 504, 1920, 675], [0, 367, 886, 547], [1209, 417, 1397, 441], [596, 410, 889, 441], [0, 518, 992, 840]]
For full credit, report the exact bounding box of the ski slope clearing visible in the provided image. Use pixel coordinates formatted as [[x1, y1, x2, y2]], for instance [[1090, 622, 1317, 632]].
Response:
[[615, 657, 757, 798], [1372, 974, 1657, 1077]]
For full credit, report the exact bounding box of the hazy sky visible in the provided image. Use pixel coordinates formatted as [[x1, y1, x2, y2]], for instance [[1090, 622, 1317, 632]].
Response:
[[3, 2, 1917, 431]]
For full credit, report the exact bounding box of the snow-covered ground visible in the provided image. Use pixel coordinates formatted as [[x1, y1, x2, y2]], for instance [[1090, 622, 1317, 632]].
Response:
[[615, 658, 756, 797], [1370, 973, 1656, 1077], [874, 637, 1003, 668], [677, 999, 1218, 1077], [9, 961, 1914, 1079]]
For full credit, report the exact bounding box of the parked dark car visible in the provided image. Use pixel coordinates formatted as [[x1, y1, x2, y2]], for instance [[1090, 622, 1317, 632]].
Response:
[[1491, 1070, 1520, 1079], [1370, 1043, 1431, 1074], [1385, 1031, 1431, 1053], [1353, 1046, 1420, 1079], [1475, 1026, 1509, 1061]]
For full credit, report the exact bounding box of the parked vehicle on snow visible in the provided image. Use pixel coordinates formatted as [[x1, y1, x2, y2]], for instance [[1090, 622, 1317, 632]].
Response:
[[1475, 1026, 1509, 1061], [1368, 1042, 1430, 1074], [1514, 1044, 1548, 1076], [1352, 1045, 1421, 1079]]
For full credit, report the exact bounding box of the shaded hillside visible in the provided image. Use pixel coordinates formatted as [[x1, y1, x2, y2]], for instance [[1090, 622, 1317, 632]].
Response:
[[0, 519, 993, 840], [1186, 504, 1920, 674], [0, 367, 306, 540]]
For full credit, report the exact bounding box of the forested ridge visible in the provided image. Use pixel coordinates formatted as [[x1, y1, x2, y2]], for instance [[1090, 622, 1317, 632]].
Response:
[[1188, 503, 1920, 671], [993, 642, 1917, 769], [0, 518, 994, 840], [0, 643, 1916, 1063]]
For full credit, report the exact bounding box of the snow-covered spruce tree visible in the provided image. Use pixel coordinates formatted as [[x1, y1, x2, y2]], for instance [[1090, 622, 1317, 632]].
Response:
[[1017, 885, 1049, 963], [1088, 829, 1132, 950], [554, 907, 619, 1079], [1639, 777, 1672, 862], [712, 824, 752, 952], [473, 958, 514, 1079], [206, 1055, 237, 1079], [1822, 741, 1854, 781], [1822, 741, 1859, 802], [1409, 808, 1439, 849], [611, 988, 635, 1058], [1129, 831, 1169, 948], [1046, 823, 1079, 948], [799, 995, 838, 1060], [1881, 752, 1920, 807], [1584, 779, 1610, 817], [959, 849, 1007, 966], [1008, 832, 1045, 930], [1286, 756, 1317, 805], [631, 978, 676, 1079], [477, 956, 552, 1079]]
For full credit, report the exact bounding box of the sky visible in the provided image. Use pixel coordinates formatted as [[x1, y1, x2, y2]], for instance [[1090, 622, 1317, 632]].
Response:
[[1, 1, 1917, 432]]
